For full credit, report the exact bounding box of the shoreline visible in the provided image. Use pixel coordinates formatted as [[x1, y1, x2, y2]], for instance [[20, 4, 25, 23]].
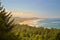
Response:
[[19, 19, 38, 25], [19, 19, 44, 25]]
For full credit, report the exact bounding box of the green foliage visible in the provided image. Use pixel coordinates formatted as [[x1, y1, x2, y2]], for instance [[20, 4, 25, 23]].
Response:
[[0, 3, 20, 40], [15, 24, 60, 40], [0, 8, 15, 32]]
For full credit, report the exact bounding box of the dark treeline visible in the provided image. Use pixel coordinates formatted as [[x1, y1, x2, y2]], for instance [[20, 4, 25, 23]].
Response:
[[0, 2, 60, 40]]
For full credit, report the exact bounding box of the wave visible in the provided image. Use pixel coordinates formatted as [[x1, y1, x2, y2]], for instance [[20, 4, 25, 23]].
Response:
[[29, 18, 60, 29]]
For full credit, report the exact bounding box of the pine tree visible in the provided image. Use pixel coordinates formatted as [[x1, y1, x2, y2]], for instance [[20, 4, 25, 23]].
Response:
[[0, 2, 15, 33], [0, 1, 19, 40]]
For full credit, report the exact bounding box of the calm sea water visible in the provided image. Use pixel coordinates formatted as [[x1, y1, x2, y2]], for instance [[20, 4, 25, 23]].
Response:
[[30, 18, 60, 29]]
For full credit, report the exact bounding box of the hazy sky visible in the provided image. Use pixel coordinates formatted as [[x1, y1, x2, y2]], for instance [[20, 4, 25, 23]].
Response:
[[1, 0, 60, 18]]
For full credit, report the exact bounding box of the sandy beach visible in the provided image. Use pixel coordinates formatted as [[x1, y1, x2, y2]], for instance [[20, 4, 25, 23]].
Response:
[[19, 20, 37, 25], [19, 19, 44, 25]]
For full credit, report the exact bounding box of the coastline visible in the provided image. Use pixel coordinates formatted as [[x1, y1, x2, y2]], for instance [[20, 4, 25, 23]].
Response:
[[19, 19, 44, 25], [19, 19, 38, 25]]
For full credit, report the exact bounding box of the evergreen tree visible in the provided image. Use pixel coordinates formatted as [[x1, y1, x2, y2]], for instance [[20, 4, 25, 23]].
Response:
[[0, 1, 15, 33], [0, 1, 19, 40]]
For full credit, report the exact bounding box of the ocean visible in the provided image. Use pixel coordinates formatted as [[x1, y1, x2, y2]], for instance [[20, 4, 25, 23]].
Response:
[[29, 18, 60, 29]]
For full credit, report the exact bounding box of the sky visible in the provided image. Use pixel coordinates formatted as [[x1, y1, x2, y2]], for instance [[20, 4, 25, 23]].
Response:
[[1, 0, 60, 18]]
